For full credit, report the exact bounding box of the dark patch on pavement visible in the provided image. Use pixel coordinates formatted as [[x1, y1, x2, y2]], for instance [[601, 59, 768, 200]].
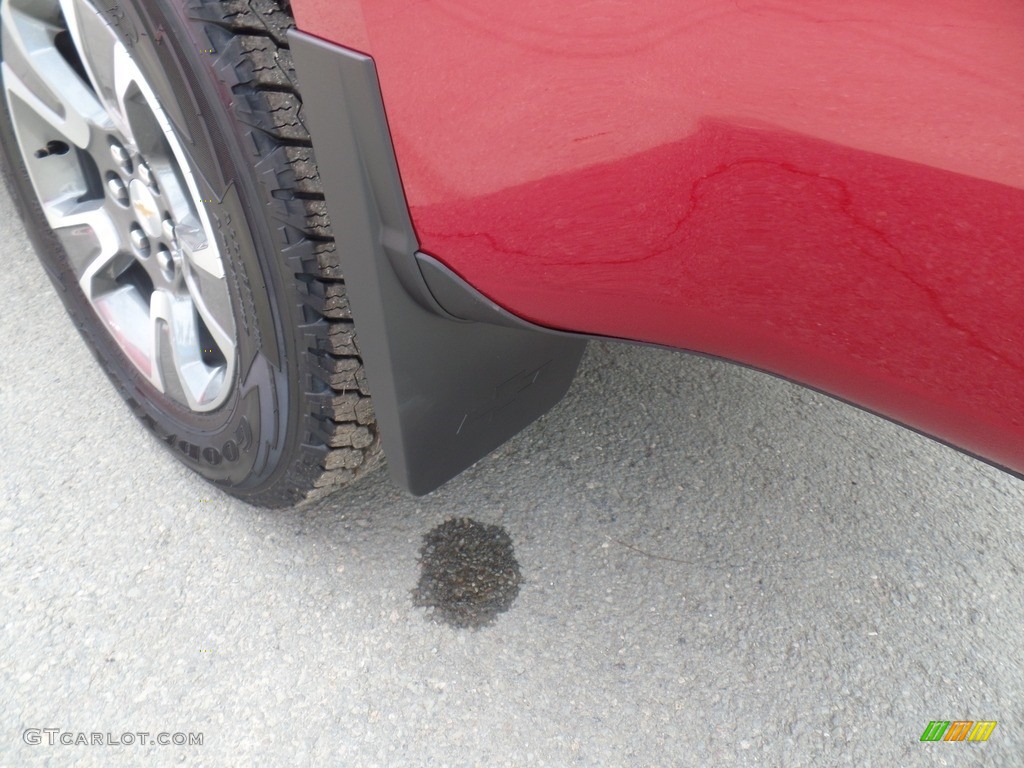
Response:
[[413, 518, 522, 629]]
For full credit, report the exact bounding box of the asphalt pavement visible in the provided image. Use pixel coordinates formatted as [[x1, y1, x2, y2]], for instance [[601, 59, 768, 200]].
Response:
[[2, 175, 1023, 767]]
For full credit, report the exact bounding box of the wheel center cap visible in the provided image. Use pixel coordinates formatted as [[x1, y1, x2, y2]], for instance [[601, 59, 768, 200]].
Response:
[[129, 179, 162, 238]]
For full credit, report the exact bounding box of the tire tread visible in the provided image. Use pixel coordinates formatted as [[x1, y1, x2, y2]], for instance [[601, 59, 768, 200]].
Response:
[[192, 0, 382, 505]]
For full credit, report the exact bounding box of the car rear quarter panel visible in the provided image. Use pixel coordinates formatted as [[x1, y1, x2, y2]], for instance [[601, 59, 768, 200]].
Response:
[[292, 1, 1024, 474]]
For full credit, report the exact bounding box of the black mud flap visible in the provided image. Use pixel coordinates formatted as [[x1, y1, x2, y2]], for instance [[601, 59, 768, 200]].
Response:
[[289, 32, 586, 495]]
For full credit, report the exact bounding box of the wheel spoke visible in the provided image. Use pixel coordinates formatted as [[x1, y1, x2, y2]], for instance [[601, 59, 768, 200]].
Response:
[[57, 0, 136, 142], [55, 200, 123, 282], [150, 289, 227, 409], [184, 267, 235, 363], [0, 3, 109, 148], [93, 285, 159, 383], [177, 216, 226, 279]]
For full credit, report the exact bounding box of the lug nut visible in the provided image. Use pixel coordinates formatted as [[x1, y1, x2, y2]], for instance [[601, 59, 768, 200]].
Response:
[[156, 247, 172, 271], [137, 162, 158, 193], [129, 226, 150, 257], [156, 246, 180, 282], [161, 216, 176, 243], [106, 175, 128, 205], [110, 141, 132, 173]]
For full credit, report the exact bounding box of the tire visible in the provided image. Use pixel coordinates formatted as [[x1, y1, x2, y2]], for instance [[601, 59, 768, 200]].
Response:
[[0, 0, 381, 506]]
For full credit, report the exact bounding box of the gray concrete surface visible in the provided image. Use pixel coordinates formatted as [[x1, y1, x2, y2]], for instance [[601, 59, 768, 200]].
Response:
[[2, 174, 1023, 767]]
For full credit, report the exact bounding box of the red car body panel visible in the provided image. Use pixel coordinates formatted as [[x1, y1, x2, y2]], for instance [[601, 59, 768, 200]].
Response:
[[292, 1, 1024, 474]]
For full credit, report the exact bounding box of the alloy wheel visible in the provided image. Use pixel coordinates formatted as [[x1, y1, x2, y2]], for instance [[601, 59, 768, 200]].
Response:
[[1, 0, 236, 411]]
